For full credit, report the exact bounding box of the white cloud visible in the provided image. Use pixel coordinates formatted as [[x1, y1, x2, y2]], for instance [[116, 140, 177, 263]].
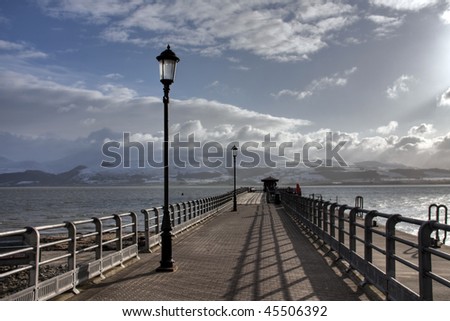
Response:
[[0, 39, 48, 59], [98, 84, 137, 100], [104, 73, 123, 80], [272, 67, 357, 100], [0, 39, 25, 50], [82, 118, 96, 126], [438, 87, 450, 107], [100, 27, 149, 46], [0, 70, 310, 141], [386, 75, 416, 99], [3, 69, 450, 169], [408, 123, 436, 136], [369, 0, 440, 11], [38, 0, 360, 61], [37, 0, 142, 23], [442, 6, 450, 24], [299, 1, 356, 22], [366, 14, 405, 37], [376, 121, 398, 135]]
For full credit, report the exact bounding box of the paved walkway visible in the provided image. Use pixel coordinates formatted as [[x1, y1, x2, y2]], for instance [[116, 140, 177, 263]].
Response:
[[68, 193, 370, 301]]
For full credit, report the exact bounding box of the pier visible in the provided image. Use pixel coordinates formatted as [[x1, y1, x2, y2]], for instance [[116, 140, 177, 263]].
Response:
[[65, 192, 369, 301], [1, 189, 450, 301]]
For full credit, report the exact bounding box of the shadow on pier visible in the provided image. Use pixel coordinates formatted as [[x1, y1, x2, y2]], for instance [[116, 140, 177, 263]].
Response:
[[66, 193, 369, 301]]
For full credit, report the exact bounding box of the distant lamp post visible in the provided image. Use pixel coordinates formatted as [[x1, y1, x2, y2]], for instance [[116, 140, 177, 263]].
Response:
[[232, 145, 238, 211], [156, 45, 180, 272]]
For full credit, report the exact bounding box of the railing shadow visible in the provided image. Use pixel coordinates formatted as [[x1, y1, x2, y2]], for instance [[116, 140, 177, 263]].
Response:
[[224, 201, 366, 300]]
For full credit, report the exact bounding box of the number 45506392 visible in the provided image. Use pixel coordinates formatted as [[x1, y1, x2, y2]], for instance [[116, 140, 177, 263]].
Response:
[[263, 305, 328, 317]]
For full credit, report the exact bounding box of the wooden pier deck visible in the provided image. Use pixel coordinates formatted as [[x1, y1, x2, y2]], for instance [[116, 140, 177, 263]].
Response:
[[65, 192, 371, 301]]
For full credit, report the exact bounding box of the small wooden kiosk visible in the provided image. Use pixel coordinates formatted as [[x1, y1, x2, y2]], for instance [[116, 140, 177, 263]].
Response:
[[261, 176, 279, 192], [261, 176, 281, 203]]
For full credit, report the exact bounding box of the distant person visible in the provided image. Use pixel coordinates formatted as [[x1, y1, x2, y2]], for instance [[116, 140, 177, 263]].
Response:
[[296, 183, 302, 196]]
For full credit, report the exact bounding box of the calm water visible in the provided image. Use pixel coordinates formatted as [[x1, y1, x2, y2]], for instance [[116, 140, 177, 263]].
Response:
[[302, 185, 450, 239], [0, 185, 231, 232], [1, 185, 450, 237]]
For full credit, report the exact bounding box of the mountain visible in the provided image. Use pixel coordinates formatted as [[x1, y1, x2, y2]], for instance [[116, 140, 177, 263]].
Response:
[[0, 166, 87, 186], [2, 159, 450, 187]]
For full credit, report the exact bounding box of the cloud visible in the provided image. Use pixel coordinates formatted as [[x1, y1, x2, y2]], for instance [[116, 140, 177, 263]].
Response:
[[272, 67, 357, 100], [438, 87, 450, 107], [0, 39, 24, 50], [366, 14, 405, 37], [36, 0, 142, 23], [98, 83, 137, 100], [386, 75, 416, 99], [38, 0, 360, 61], [408, 123, 436, 136], [3, 69, 450, 169], [369, 0, 440, 11], [104, 73, 123, 80], [0, 39, 48, 59], [442, 6, 450, 24], [376, 121, 398, 135], [0, 69, 310, 140]]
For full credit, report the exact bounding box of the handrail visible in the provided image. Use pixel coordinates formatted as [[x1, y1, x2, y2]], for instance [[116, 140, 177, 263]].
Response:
[[0, 212, 139, 301], [1, 187, 247, 301], [280, 190, 450, 300], [140, 187, 247, 252]]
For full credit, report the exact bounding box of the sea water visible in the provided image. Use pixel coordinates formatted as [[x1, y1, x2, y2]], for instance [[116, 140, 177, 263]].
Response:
[[0, 185, 449, 237], [0, 185, 230, 232]]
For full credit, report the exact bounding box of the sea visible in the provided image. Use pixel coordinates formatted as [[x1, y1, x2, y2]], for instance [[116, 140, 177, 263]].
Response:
[[1, 185, 450, 240]]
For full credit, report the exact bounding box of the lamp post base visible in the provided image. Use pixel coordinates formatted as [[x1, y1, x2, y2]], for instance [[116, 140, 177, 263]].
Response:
[[157, 228, 176, 272], [156, 262, 177, 273]]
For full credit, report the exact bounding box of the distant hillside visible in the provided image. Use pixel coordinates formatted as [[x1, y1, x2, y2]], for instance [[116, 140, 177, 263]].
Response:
[[0, 166, 87, 186], [2, 160, 450, 187]]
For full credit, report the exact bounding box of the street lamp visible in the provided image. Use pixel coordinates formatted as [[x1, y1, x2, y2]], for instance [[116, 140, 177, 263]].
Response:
[[156, 45, 180, 272], [231, 145, 238, 211]]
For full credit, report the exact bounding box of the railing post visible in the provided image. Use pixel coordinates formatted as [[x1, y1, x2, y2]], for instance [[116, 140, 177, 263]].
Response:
[[182, 203, 187, 222], [65, 221, 77, 272], [195, 200, 200, 217], [338, 205, 347, 245], [209, 197, 213, 211], [169, 204, 176, 227], [24, 226, 40, 292], [364, 210, 378, 263], [386, 214, 401, 287], [65, 221, 80, 294], [329, 203, 338, 238], [322, 201, 330, 233], [418, 220, 434, 300], [317, 200, 323, 229], [113, 214, 123, 251], [187, 201, 192, 220], [176, 203, 182, 225], [154, 207, 160, 234], [140, 209, 151, 252], [200, 199, 204, 214], [92, 217, 103, 260], [130, 211, 138, 246], [348, 208, 359, 252]]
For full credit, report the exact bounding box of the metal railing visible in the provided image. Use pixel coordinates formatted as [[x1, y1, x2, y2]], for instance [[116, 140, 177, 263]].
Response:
[[140, 188, 247, 252], [1, 188, 246, 301], [0, 212, 138, 301], [280, 191, 450, 301]]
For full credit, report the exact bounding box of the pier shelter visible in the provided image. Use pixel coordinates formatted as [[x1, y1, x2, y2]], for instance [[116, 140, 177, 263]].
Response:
[[261, 176, 279, 192]]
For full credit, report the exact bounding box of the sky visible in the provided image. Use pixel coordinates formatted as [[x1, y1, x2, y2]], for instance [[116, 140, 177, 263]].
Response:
[[1, 0, 450, 170]]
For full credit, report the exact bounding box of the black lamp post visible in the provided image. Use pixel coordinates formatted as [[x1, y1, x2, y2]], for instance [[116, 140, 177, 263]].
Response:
[[156, 45, 180, 272], [232, 145, 238, 211]]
